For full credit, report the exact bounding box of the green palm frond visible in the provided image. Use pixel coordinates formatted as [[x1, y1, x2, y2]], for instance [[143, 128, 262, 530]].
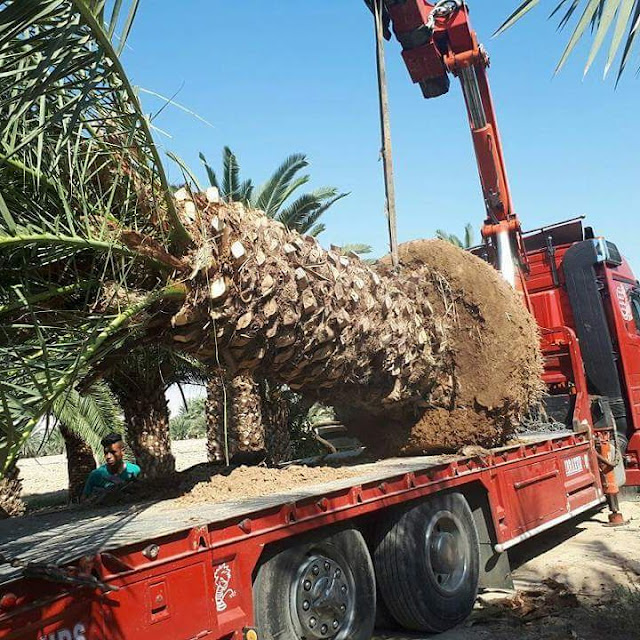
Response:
[[0, 277, 187, 473], [340, 243, 373, 255], [199, 152, 220, 190], [251, 153, 309, 216], [497, 0, 640, 80], [276, 187, 345, 233], [52, 382, 123, 454], [463, 223, 475, 249], [0, 0, 199, 474], [222, 146, 241, 201], [308, 224, 326, 237], [0, 0, 191, 245]]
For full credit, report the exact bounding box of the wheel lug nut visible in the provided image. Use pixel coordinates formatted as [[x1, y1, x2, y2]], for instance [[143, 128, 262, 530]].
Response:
[[340, 604, 346, 612], [341, 585, 347, 594], [312, 565, 320, 575], [302, 600, 310, 611], [309, 616, 317, 628], [321, 624, 328, 635], [335, 569, 341, 578], [324, 561, 330, 571], [304, 580, 312, 590], [333, 620, 339, 629]]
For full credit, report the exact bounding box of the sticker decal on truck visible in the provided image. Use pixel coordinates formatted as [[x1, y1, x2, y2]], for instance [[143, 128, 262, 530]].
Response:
[[214, 563, 236, 612], [564, 456, 584, 477], [616, 283, 633, 322]]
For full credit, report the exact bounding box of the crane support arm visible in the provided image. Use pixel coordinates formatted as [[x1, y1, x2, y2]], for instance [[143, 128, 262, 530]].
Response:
[[375, 0, 528, 286]]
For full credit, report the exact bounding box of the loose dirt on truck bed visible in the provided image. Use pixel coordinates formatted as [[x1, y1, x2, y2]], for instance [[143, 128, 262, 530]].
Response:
[[173, 463, 361, 507]]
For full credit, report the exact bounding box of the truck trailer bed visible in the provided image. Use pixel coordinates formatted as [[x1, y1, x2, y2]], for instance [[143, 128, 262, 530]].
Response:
[[0, 430, 593, 588]]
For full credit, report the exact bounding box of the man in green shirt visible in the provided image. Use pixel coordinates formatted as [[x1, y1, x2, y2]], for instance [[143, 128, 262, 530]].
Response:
[[82, 432, 141, 499]]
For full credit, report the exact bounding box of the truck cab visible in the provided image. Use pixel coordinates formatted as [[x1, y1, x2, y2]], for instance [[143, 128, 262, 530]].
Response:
[[522, 219, 640, 484]]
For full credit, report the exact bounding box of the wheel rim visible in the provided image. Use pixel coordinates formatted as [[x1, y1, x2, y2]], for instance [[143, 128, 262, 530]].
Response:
[[424, 509, 470, 595], [291, 552, 355, 639]]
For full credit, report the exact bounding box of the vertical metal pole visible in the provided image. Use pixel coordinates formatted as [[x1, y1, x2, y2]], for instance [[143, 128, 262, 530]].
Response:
[[373, 0, 399, 270]]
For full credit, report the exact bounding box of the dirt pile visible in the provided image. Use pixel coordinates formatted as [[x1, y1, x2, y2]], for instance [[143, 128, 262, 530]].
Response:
[[174, 464, 360, 507], [345, 239, 544, 455]]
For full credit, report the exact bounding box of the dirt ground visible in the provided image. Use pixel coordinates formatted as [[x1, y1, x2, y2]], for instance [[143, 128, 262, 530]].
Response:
[[17, 444, 640, 639]]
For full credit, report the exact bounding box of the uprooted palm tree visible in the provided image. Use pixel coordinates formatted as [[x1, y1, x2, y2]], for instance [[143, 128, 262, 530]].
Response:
[[0, 0, 541, 513], [498, 0, 640, 81]]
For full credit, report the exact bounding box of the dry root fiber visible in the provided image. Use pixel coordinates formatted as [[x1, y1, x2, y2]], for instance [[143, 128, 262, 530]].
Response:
[[168, 197, 542, 456]]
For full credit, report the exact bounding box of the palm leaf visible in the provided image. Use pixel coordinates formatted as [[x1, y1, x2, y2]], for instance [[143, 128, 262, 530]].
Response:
[[252, 153, 309, 215], [606, 0, 636, 75], [556, 0, 602, 73], [199, 151, 220, 190], [222, 146, 240, 201], [0, 0, 191, 247], [584, 0, 622, 74], [498, 0, 640, 78], [495, 0, 542, 36]]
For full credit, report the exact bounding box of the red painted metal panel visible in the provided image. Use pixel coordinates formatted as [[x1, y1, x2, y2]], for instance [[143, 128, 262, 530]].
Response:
[[101, 561, 212, 640], [0, 434, 604, 640]]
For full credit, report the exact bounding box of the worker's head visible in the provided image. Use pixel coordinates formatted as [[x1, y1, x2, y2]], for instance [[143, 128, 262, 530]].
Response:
[[101, 432, 125, 473]]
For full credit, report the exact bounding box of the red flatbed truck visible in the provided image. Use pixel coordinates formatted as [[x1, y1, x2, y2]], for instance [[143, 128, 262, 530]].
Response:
[[1, 2, 637, 639], [0, 428, 609, 640]]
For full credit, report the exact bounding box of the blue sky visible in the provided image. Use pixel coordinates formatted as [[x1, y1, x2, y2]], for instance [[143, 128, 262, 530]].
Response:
[[123, 1, 639, 271]]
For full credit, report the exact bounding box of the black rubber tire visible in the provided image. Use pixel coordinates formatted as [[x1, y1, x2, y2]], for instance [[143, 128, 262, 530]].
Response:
[[253, 527, 376, 640], [373, 492, 480, 633]]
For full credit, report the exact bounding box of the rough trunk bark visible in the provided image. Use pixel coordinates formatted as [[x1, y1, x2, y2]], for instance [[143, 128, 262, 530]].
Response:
[[205, 376, 227, 464], [171, 199, 451, 418], [60, 424, 96, 502], [165, 198, 542, 455], [206, 374, 291, 466], [205, 373, 267, 465], [120, 389, 175, 478], [0, 463, 24, 517], [261, 381, 291, 465]]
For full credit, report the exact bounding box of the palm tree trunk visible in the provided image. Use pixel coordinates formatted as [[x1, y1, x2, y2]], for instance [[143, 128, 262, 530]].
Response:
[[205, 373, 266, 465], [261, 381, 291, 465], [60, 424, 96, 502], [119, 388, 175, 478], [205, 376, 227, 464], [0, 463, 24, 518], [227, 374, 266, 464]]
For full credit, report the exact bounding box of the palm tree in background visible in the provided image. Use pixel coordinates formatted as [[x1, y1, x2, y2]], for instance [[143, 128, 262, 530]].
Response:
[[498, 0, 640, 81], [436, 223, 476, 249], [105, 348, 207, 478], [199, 148, 348, 236]]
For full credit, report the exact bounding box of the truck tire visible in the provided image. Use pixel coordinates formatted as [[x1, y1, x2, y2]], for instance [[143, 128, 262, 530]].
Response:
[[253, 527, 376, 640], [373, 492, 480, 632]]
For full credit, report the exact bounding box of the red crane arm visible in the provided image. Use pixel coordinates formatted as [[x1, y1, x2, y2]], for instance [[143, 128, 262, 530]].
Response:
[[382, 0, 528, 286]]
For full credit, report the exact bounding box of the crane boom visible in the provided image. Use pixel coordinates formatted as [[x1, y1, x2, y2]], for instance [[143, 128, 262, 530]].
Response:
[[379, 0, 529, 289]]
